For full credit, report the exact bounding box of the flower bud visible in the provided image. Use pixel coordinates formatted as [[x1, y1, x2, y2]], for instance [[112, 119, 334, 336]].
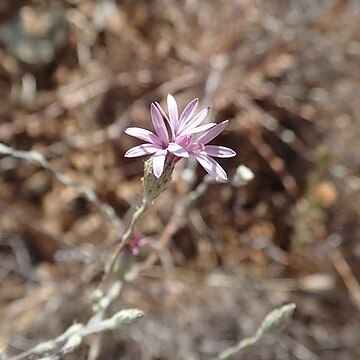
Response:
[[34, 341, 56, 355], [63, 334, 82, 352], [259, 303, 296, 335], [142, 157, 175, 202], [110, 308, 144, 328]]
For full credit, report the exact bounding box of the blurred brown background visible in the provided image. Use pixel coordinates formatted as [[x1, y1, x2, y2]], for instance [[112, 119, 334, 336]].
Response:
[[0, 0, 360, 359]]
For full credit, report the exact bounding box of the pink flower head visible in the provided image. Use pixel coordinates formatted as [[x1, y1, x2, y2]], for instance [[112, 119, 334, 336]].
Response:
[[155, 94, 216, 138], [124, 94, 236, 181], [124, 103, 188, 178], [126, 233, 147, 256], [187, 120, 236, 181]]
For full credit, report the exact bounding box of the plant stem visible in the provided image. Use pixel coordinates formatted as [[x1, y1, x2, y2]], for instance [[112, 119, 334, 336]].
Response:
[[216, 332, 261, 360], [102, 197, 149, 282]]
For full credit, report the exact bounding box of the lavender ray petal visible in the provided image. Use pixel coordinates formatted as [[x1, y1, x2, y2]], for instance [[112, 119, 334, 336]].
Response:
[[124, 144, 159, 158], [187, 123, 216, 134], [194, 154, 228, 181], [152, 149, 167, 178], [204, 145, 236, 158], [196, 120, 229, 145], [125, 127, 160, 145], [178, 107, 210, 134], [167, 94, 179, 130], [150, 103, 169, 144], [168, 142, 189, 157], [155, 101, 175, 138], [179, 98, 198, 127]]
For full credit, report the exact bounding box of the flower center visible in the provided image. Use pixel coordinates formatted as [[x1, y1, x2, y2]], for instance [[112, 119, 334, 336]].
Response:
[[191, 143, 205, 153], [176, 134, 192, 148]]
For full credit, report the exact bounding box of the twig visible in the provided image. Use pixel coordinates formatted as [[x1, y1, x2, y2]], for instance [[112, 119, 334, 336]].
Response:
[[312, 0, 350, 31], [102, 197, 149, 283], [0, 142, 123, 231], [6, 308, 143, 360], [248, 133, 299, 200], [139, 176, 212, 271], [329, 245, 360, 311], [2, 261, 127, 360], [215, 303, 296, 360], [139, 168, 254, 272], [0, 200, 64, 246]]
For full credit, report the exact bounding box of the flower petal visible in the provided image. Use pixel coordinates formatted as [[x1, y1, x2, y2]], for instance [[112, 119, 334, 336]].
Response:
[[152, 149, 167, 178], [179, 98, 198, 126], [168, 142, 189, 157], [154, 101, 170, 122], [187, 122, 216, 134], [150, 103, 169, 144], [178, 107, 210, 135], [125, 127, 160, 145], [195, 154, 228, 181], [124, 144, 159, 157], [167, 94, 179, 130], [204, 145, 236, 158], [196, 120, 229, 145]]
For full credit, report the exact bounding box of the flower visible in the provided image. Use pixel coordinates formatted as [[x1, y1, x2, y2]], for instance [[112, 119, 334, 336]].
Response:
[[124, 94, 236, 181], [187, 120, 236, 181], [155, 94, 216, 138], [124, 103, 188, 178], [126, 233, 148, 256]]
